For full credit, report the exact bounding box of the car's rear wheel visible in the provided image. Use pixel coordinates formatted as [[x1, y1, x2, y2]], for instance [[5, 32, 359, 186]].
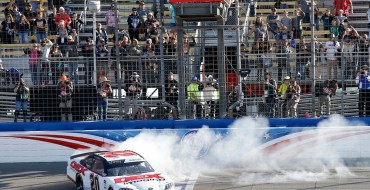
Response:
[[76, 176, 84, 190]]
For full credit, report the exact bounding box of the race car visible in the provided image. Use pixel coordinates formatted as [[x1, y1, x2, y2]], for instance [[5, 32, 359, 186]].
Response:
[[67, 150, 175, 190]]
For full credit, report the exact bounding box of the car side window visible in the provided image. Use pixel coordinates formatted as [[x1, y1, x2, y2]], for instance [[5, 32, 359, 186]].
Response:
[[83, 157, 95, 169], [92, 159, 104, 175]]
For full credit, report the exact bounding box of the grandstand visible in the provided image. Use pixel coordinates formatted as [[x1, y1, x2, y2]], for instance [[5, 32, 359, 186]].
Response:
[[0, 0, 369, 121]]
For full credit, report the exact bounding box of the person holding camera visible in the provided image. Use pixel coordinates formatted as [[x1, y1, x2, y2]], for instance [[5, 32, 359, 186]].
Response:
[[14, 77, 29, 122], [124, 72, 142, 119], [164, 72, 179, 119], [317, 79, 338, 116], [203, 75, 219, 119], [263, 72, 277, 117], [356, 65, 370, 117], [97, 77, 112, 121], [58, 75, 73, 121]]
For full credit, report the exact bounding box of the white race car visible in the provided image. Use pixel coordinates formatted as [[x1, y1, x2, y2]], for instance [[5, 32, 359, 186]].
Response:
[[67, 150, 175, 190]]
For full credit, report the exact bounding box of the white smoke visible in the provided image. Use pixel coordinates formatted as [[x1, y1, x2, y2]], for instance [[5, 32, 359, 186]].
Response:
[[110, 115, 363, 185]]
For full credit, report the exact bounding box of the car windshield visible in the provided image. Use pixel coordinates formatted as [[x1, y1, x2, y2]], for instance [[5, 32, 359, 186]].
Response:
[[106, 160, 155, 176]]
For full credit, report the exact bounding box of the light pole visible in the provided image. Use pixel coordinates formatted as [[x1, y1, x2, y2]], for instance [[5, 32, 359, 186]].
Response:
[[88, 0, 101, 86]]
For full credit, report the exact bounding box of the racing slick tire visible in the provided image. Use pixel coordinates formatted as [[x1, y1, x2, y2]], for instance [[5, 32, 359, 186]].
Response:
[[76, 175, 84, 190]]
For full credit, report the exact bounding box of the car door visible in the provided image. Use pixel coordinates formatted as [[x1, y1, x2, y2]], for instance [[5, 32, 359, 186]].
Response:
[[82, 156, 104, 190]]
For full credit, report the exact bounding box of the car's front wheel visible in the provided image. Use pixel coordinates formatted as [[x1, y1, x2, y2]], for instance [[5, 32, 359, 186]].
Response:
[[76, 176, 84, 190]]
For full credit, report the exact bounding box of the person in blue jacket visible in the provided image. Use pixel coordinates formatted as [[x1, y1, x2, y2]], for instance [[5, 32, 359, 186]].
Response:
[[356, 65, 370, 117]]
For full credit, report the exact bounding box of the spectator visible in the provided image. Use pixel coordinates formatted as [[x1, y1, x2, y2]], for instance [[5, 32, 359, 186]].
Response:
[[27, 43, 42, 85], [4, 0, 16, 17], [1, 14, 15, 44], [297, 0, 310, 23], [291, 8, 305, 39], [203, 75, 219, 119], [105, 3, 120, 35], [70, 28, 79, 43], [29, 0, 40, 12], [124, 72, 142, 119], [329, 18, 339, 38], [11, 6, 23, 25], [276, 39, 293, 81], [58, 75, 73, 121], [96, 23, 108, 45], [324, 34, 341, 80], [187, 76, 203, 119], [168, 4, 176, 28], [96, 39, 109, 57], [296, 37, 310, 79], [263, 72, 277, 117], [144, 12, 159, 41], [314, 7, 320, 31], [248, 16, 269, 43], [321, 9, 335, 32], [356, 65, 370, 117], [49, 44, 63, 84], [342, 26, 359, 79], [143, 38, 158, 83], [65, 35, 79, 84], [127, 8, 142, 41], [277, 76, 290, 118], [128, 38, 142, 56], [55, 7, 71, 29], [138, 1, 150, 24], [35, 11, 47, 43], [317, 79, 338, 116], [359, 34, 369, 67], [47, 5, 57, 35], [334, 0, 353, 16], [97, 76, 112, 121], [23, 4, 37, 35], [56, 20, 68, 54], [337, 10, 347, 38], [151, 0, 165, 21], [280, 10, 292, 34], [14, 77, 29, 122], [70, 13, 84, 34], [253, 35, 272, 80], [81, 38, 94, 84], [36, 3, 45, 15], [267, 8, 279, 37], [16, 15, 30, 43], [111, 35, 130, 82], [39, 38, 53, 85], [286, 80, 301, 118], [165, 72, 179, 119]]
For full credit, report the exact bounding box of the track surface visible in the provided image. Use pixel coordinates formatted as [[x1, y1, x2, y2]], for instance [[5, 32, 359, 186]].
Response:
[[1, 162, 370, 190]]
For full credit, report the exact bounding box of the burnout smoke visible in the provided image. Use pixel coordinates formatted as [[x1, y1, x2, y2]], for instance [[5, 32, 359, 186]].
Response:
[[109, 115, 362, 184]]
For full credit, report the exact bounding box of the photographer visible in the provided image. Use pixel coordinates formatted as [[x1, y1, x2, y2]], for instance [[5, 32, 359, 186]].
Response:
[[356, 65, 370, 117], [14, 76, 29, 122], [317, 79, 338, 116], [58, 75, 73, 121], [97, 77, 112, 121], [263, 72, 277, 117], [165, 72, 179, 119], [203, 75, 219, 119], [124, 72, 142, 119]]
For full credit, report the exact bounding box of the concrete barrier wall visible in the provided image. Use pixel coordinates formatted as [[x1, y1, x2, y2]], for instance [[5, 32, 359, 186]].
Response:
[[1, 117, 370, 163]]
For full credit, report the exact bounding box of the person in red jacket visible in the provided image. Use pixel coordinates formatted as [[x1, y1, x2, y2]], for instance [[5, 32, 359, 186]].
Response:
[[333, 0, 353, 16], [55, 7, 71, 29]]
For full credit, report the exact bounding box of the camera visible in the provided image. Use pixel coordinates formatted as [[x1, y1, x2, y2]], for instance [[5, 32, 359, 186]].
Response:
[[65, 81, 70, 85]]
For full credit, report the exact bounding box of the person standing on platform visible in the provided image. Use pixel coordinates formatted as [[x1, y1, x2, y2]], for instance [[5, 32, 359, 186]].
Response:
[[356, 65, 370, 117], [14, 77, 29, 122]]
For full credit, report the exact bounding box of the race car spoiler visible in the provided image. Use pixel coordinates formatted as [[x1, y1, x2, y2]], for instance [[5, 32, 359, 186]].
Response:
[[70, 151, 109, 159]]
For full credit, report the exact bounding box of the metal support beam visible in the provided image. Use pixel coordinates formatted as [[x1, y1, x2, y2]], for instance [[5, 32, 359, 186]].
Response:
[[176, 18, 186, 119], [217, 17, 227, 118]]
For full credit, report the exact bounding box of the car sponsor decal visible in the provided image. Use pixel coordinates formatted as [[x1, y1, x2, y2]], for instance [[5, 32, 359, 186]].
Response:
[[99, 151, 136, 158], [70, 161, 88, 175], [114, 173, 164, 183]]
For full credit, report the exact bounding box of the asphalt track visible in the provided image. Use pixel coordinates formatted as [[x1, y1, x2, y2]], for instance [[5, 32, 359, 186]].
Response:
[[1, 162, 370, 190]]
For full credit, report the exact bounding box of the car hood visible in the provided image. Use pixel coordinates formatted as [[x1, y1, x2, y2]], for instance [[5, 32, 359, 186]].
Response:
[[110, 173, 172, 190]]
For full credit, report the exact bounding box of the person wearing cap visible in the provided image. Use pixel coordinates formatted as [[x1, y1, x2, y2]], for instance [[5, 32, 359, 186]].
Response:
[[137, 1, 150, 24], [55, 7, 71, 28], [58, 75, 73, 121], [13, 77, 29, 122], [324, 33, 341, 80], [65, 35, 79, 84], [124, 72, 143, 119], [127, 7, 142, 41], [97, 76, 112, 121], [263, 72, 277, 117], [356, 65, 370, 117], [105, 3, 120, 35], [187, 76, 203, 119], [277, 76, 291, 117]]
